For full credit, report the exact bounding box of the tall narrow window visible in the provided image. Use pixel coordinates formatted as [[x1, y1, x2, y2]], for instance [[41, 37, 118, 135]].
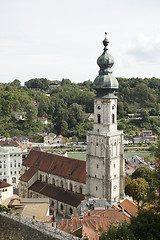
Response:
[[98, 114, 101, 123], [112, 114, 115, 123]]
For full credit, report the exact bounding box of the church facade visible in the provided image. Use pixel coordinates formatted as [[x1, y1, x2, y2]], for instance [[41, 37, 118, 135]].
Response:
[[19, 33, 124, 216]]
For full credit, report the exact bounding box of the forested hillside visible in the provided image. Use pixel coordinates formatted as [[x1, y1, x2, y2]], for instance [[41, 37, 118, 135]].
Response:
[[0, 77, 160, 139]]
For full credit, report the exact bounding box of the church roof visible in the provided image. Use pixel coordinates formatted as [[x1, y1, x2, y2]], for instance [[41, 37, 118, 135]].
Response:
[[29, 180, 85, 207], [19, 168, 37, 182], [22, 149, 86, 183]]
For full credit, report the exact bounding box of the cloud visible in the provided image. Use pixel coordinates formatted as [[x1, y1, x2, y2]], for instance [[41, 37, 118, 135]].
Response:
[[126, 32, 160, 64]]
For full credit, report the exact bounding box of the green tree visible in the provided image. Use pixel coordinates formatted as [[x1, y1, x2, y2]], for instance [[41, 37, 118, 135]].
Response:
[[100, 221, 136, 240], [131, 167, 154, 190], [126, 178, 149, 204]]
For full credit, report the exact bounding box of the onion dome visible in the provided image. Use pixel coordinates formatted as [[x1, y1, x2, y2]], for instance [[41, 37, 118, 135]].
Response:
[[93, 33, 118, 94]]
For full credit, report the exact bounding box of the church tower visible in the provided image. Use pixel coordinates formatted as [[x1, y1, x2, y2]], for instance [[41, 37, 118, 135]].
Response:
[[86, 33, 124, 202]]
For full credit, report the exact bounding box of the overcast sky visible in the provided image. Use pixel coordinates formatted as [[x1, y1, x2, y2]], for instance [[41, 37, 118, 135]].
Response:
[[0, 0, 160, 85]]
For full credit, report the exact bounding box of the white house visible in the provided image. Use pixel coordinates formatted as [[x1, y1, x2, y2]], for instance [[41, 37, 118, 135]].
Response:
[[16, 136, 29, 146], [44, 133, 57, 144], [0, 180, 13, 203], [15, 112, 26, 121], [0, 147, 22, 188], [39, 117, 48, 125]]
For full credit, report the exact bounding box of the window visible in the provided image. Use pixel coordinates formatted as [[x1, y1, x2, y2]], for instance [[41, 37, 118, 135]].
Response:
[[12, 177, 16, 183], [114, 164, 115, 168], [96, 186, 98, 191], [70, 183, 73, 191], [112, 114, 115, 123], [97, 164, 99, 168], [18, 163, 20, 167], [3, 179, 7, 182], [10, 171, 12, 175], [46, 176, 48, 183], [70, 208, 73, 214], [60, 180, 63, 188], [40, 174, 42, 181], [14, 163, 16, 167], [52, 178, 55, 185], [98, 114, 101, 123], [60, 204, 63, 211], [4, 164, 6, 168], [95, 174, 96, 178], [4, 172, 6, 175], [79, 186, 83, 194], [52, 201, 54, 207], [14, 171, 16, 174], [10, 163, 12, 168]]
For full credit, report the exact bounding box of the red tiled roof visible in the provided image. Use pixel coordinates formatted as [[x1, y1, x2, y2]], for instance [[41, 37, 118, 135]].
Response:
[[29, 180, 85, 207], [59, 210, 127, 235], [19, 168, 37, 182], [0, 180, 11, 188], [119, 199, 138, 217], [23, 150, 86, 183]]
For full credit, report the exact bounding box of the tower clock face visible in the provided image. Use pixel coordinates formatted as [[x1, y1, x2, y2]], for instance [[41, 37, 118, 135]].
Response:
[[97, 105, 101, 110]]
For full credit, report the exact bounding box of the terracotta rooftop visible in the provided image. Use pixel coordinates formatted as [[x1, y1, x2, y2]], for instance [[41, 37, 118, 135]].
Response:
[[59, 210, 127, 238], [29, 180, 85, 207], [23, 149, 86, 183], [0, 180, 11, 188], [119, 199, 138, 217], [19, 168, 37, 182]]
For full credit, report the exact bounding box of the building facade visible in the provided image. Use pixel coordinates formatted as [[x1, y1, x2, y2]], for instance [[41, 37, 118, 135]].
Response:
[[0, 147, 22, 188], [86, 33, 124, 202]]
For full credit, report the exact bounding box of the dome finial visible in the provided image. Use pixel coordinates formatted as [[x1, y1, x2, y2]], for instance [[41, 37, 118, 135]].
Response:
[[103, 32, 109, 51]]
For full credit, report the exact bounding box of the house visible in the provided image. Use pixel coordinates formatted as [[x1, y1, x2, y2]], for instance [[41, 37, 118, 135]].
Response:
[[0, 141, 27, 153], [16, 136, 29, 146], [39, 117, 48, 125], [87, 113, 94, 122], [0, 144, 23, 188], [48, 83, 59, 90], [141, 130, 158, 143], [0, 136, 6, 142], [0, 180, 13, 203], [59, 209, 129, 240], [19, 149, 86, 217], [44, 133, 57, 144], [127, 155, 150, 169], [6, 197, 55, 226], [15, 112, 26, 121], [118, 199, 138, 217], [53, 135, 65, 144]]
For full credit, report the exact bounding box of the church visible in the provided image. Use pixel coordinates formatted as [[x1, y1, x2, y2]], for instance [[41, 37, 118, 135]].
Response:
[[19, 33, 125, 217]]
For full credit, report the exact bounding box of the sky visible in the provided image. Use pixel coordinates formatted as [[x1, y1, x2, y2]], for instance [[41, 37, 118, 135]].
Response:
[[0, 0, 160, 85]]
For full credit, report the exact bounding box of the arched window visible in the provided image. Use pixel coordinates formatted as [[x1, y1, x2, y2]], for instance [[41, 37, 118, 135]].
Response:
[[98, 114, 101, 123], [70, 183, 73, 191], [3, 178, 7, 182], [70, 208, 73, 214], [60, 204, 63, 211], [52, 178, 55, 185], [60, 180, 63, 188], [12, 177, 16, 183], [40, 174, 42, 181], [79, 186, 83, 194], [46, 176, 48, 183], [112, 114, 115, 123]]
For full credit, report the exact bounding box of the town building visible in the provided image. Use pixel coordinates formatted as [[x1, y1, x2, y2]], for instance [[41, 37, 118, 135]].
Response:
[[0, 180, 13, 203], [0, 146, 22, 188], [44, 133, 57, 144]]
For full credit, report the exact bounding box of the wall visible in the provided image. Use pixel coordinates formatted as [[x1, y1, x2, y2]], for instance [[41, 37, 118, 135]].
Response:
[[0, 212, 79, 240]]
